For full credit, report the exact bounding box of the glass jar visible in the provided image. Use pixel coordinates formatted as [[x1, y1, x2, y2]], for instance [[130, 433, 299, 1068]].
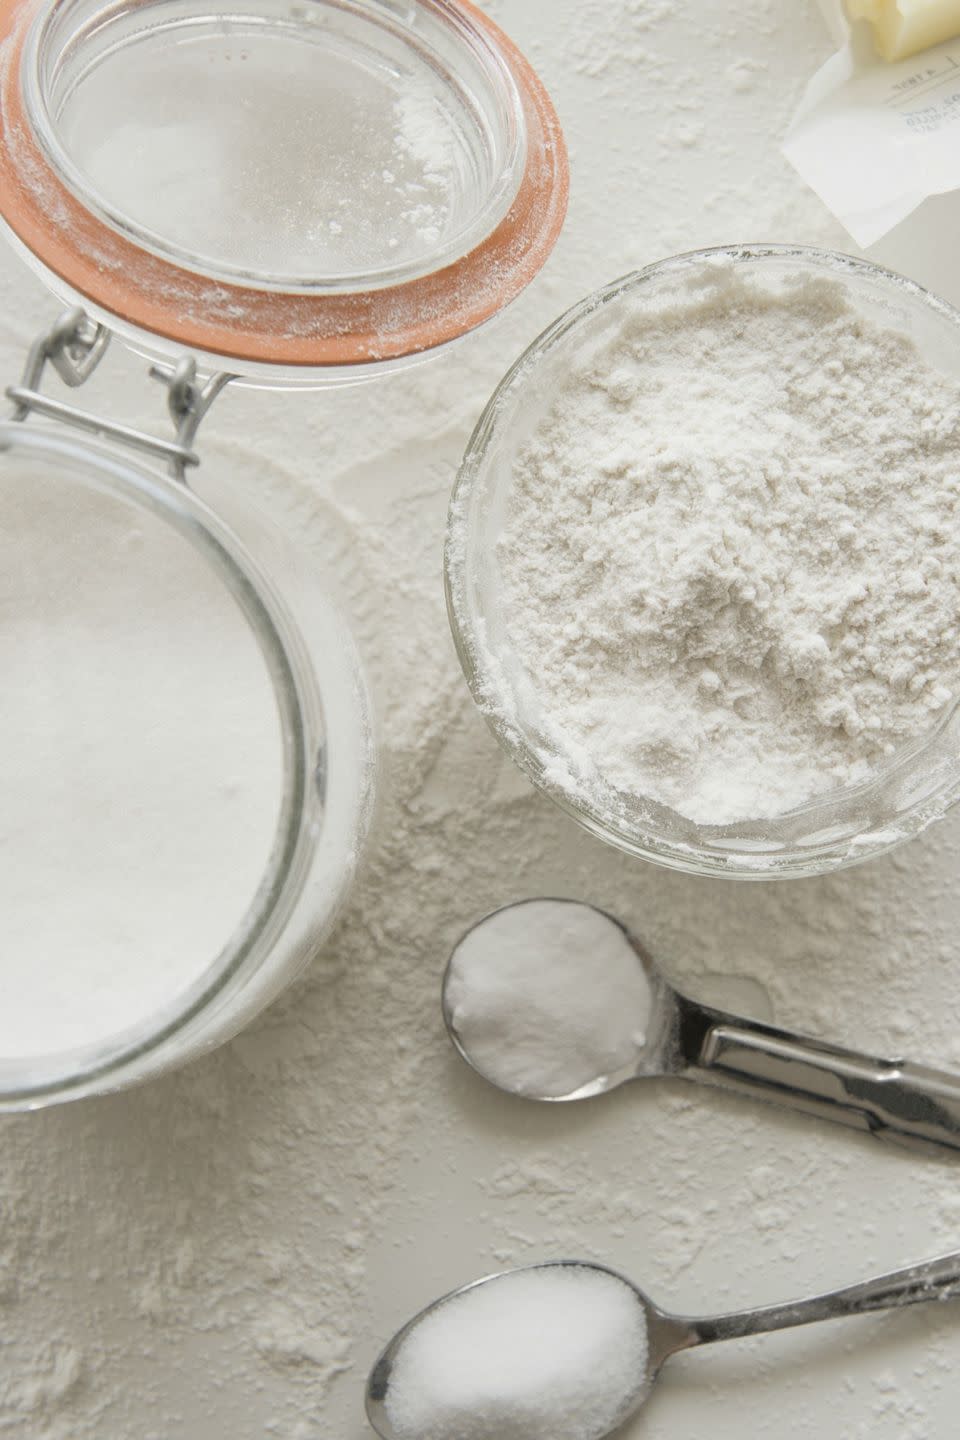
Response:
[[0, 311, 374, 1108], [0, 0, 567, 1096]]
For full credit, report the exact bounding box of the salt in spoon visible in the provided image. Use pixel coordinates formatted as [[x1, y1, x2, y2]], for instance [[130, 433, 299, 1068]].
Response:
[[366, 1253, 960, 1440], [441, 898, 960, 1154]]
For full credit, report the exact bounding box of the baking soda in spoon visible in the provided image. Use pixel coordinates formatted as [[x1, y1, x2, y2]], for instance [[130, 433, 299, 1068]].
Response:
[[368, 1251, 960, 1440], [379, 1265, 649, 1440], [444, 899, 652, 1098], [443, 899, 960, 1151]]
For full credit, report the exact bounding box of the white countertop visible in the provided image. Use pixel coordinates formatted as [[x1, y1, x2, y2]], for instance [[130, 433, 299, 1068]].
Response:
[[4, 2, 960, 1436]]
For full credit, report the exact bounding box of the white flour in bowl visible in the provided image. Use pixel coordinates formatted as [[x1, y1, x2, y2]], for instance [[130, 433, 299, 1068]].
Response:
[[496, 264, 960, 824]]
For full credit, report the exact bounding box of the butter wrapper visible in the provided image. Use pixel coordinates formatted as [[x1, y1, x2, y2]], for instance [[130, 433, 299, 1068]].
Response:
[[783, 0, 960, 246]]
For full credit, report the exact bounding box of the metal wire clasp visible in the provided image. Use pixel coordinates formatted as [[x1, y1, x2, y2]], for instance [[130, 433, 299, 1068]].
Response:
[[6, 307, 233, 483]]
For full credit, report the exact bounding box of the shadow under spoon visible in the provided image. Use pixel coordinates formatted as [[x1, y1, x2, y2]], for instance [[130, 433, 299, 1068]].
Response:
[[441, 898, 960, 1154]]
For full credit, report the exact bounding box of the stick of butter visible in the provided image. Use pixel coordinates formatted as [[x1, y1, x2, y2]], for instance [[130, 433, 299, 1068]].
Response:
[[846, 0, 960, 60]]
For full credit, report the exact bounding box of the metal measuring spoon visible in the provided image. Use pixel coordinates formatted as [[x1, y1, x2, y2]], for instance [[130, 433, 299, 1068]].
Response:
[[442, 898, 960, 1154], [366, 1253, 960, 1440]]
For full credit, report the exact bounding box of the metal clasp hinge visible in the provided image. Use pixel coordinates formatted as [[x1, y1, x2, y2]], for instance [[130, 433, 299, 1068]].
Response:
[[6, 307, 233, 483]]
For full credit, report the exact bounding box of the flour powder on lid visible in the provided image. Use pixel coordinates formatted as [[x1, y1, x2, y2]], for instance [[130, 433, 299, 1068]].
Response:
[[494, 263, 960, 825], [445, 900, 652, 1097], [384, 1264, 650, 1440]]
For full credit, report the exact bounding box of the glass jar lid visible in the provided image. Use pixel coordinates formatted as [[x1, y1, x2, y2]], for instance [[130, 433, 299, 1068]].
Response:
[[0, 0, 568, 381]]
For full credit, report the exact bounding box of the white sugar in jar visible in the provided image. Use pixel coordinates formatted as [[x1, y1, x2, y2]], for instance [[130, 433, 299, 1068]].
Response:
[[0, 411, 373, 1108]]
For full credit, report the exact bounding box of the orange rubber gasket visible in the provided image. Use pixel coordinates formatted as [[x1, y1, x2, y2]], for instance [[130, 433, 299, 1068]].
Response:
[[0, 0, 568, 370]]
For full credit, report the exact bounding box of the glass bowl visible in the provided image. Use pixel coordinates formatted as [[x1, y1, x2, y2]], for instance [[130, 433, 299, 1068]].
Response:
[[445, 244, 960, 880]]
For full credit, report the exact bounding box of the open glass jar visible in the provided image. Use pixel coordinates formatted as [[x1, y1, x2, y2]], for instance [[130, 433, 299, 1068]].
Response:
[[1, 310, 374, 1109], [0, 0, 566, 1102], [0, 0, 568, 384]]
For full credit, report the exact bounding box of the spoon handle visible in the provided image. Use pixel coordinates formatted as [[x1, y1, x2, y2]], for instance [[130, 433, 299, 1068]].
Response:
[[687, 1249, 960, 1346], [675, 996, 960, 1153]]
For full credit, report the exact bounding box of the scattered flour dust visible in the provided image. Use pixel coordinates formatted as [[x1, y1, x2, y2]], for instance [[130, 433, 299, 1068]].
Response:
[[495, 262, 960, 824]]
